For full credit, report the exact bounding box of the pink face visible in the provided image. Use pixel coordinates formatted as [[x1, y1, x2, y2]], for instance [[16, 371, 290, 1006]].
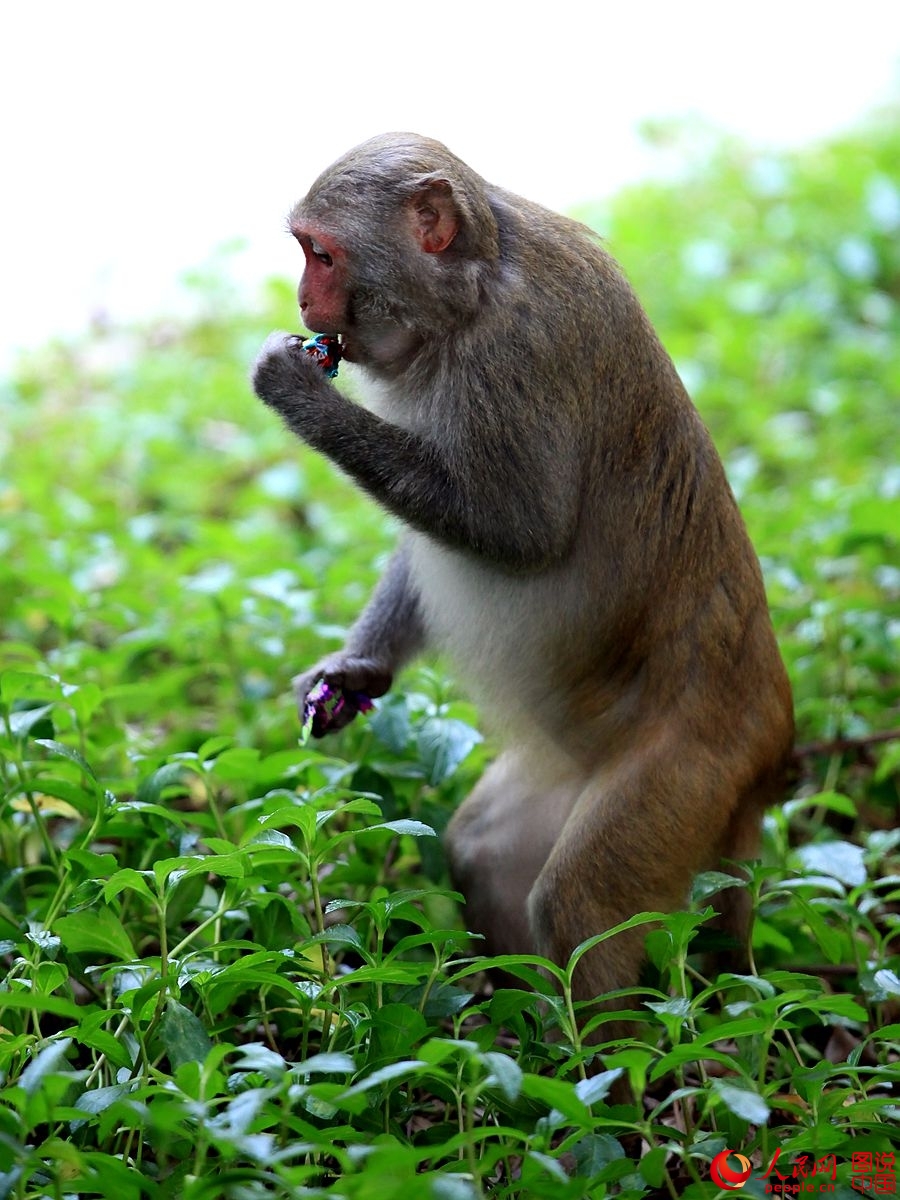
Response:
[[292, 225, 348, 337]]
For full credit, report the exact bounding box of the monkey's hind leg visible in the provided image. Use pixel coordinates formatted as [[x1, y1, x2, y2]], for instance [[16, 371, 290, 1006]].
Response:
[[702, 778, 779, 975], [444, 748, 582, 959], [526, 744, 743, 1036]]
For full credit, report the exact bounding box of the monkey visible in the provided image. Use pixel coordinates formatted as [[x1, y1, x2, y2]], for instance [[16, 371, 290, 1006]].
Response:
[[251, 132, 794, 1050]]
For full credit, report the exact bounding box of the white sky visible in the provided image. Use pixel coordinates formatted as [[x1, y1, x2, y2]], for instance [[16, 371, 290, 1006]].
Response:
[[1, 1, 898, 365]]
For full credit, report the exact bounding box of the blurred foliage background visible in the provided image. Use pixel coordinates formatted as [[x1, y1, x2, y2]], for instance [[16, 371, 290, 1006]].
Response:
[[0, 112, 898, 1198]]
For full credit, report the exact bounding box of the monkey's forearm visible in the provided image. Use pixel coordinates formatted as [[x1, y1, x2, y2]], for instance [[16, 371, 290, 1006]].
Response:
[[256, 351, 563, 568], [305, 395, 549, 564], [293, 543, 427, 737], [344, 542, 427, 670]]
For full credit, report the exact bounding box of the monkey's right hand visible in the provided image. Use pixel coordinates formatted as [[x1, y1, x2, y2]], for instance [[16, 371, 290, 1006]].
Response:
[[294, 654, 393, 738], [252, 331, 335, 412]]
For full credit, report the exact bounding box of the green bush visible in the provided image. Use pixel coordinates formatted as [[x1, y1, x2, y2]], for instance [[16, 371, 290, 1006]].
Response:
[[0, 115, 897, 1198]]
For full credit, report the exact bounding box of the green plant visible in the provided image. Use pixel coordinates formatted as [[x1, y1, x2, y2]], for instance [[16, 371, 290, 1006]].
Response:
[[1, 111, 898, 1197]]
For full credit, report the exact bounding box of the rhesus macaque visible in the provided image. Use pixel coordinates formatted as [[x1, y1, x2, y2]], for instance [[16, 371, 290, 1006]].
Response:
[[252, 133, 794, 1040]]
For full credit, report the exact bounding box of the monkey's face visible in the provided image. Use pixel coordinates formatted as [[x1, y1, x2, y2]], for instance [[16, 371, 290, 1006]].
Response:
[[290, 219, 420, 367], [289, 173, 469, 370], [292, 226, 350, 344]]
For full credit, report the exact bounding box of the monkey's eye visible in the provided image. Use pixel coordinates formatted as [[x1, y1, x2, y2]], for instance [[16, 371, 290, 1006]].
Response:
[[309, 239, 333, 267]]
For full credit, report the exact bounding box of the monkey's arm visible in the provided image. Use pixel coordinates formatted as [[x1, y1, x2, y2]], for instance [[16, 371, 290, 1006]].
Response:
[[293, 541, 426, 733], [253, 333, 576, 569]]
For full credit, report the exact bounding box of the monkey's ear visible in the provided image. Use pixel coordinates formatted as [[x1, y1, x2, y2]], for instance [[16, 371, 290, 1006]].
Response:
[[409, 176, 459, 254]]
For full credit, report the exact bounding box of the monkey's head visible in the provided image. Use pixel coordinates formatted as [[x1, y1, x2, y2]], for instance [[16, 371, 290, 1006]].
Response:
[[287, 133, 501, 367]]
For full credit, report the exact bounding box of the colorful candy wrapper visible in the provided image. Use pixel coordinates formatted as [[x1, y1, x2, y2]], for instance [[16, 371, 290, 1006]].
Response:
[[300, 678, 374, 743], [301, 334, 342, 379]]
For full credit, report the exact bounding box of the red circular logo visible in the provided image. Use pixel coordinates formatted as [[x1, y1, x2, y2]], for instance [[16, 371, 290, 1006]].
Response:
[[710, 1150, 753, 1189]]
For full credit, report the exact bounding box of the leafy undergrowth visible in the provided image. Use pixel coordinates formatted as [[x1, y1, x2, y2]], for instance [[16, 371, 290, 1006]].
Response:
[[0, 115, 898, 1198]]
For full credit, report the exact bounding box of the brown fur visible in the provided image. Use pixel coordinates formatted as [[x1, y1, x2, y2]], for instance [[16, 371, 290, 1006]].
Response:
[[252, 133, 794, 1044]]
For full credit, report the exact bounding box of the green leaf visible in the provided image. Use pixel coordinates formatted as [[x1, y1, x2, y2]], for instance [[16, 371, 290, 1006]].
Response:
[[520, 1075, 591, 1125], [74, 1012, 134, 1070], [136, 761, 194, 804], [8, 703, 54, 738], [231, 1043, 288, 1077], [691, 870, 746, 903], [784, 791, 858, 820], [292, 1052, 356, 1076], [207, 746, 261, 781], [0, 993, 84, 1020], [866, 968, 900, 1000], [18, 777, 95, 815], [19, 1038, 75, 1095], [26, 928, 61, 956], [369, 693, 412, 753], [0, 671, 60, 706], [646, 997, 692, 1019], [34, 738, 98, 780], [788, 992, 868, 1022], [369, 1004, 428, 1065], [652, 1045, 741, 1079], [639, 1145, 669, 1188], [159, 1000, 213, 1068], [482, 1051, 523, 1102], [452, 954, 559, 992], [198, 734, 236, 762], [74, 1081, 136, 1116], [104, 868, 157, 904], [524, 1150, 570, 1184], [571, 1132, 627, 1176], [177, 852, 246, 881], [418, 1038, 478, 1068], [247, 828, 296, 851], [421, 984, 473, 1020], [416, 717, 482, 785], [792, 896, 846, 964], [365, 819, 437, 838], [795, 840, 867, 887], [711, 1078, 770, 1124], [54, 910, 136, 960], [575, 1069, 624, 1106], [65, 849, 118, 880], [431, 1178, 480, 1200], [259, 803, 319, 843], [328, 796, 383, 821], [65, 681, 104, 725], [339, 1060, 428, 1097], [316, 923, 365, 951], [567, 912, 667, 972]]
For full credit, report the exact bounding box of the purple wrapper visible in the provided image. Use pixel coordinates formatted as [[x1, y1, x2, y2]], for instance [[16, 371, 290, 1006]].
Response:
[[302, 678, 373, 739]]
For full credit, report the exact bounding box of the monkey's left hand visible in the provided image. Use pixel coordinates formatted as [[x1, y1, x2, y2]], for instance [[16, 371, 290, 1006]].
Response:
[[301, 678, 374, 740], [294, 653, 394, 739]]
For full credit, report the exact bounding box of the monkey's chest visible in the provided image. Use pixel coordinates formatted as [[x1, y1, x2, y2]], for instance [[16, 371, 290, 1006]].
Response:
[[408, 535, 559, 710]]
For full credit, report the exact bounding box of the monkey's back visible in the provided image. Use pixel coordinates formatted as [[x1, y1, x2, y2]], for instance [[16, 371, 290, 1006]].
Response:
[[422, 196, 787, 772], [360, 177, 792, 781]]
